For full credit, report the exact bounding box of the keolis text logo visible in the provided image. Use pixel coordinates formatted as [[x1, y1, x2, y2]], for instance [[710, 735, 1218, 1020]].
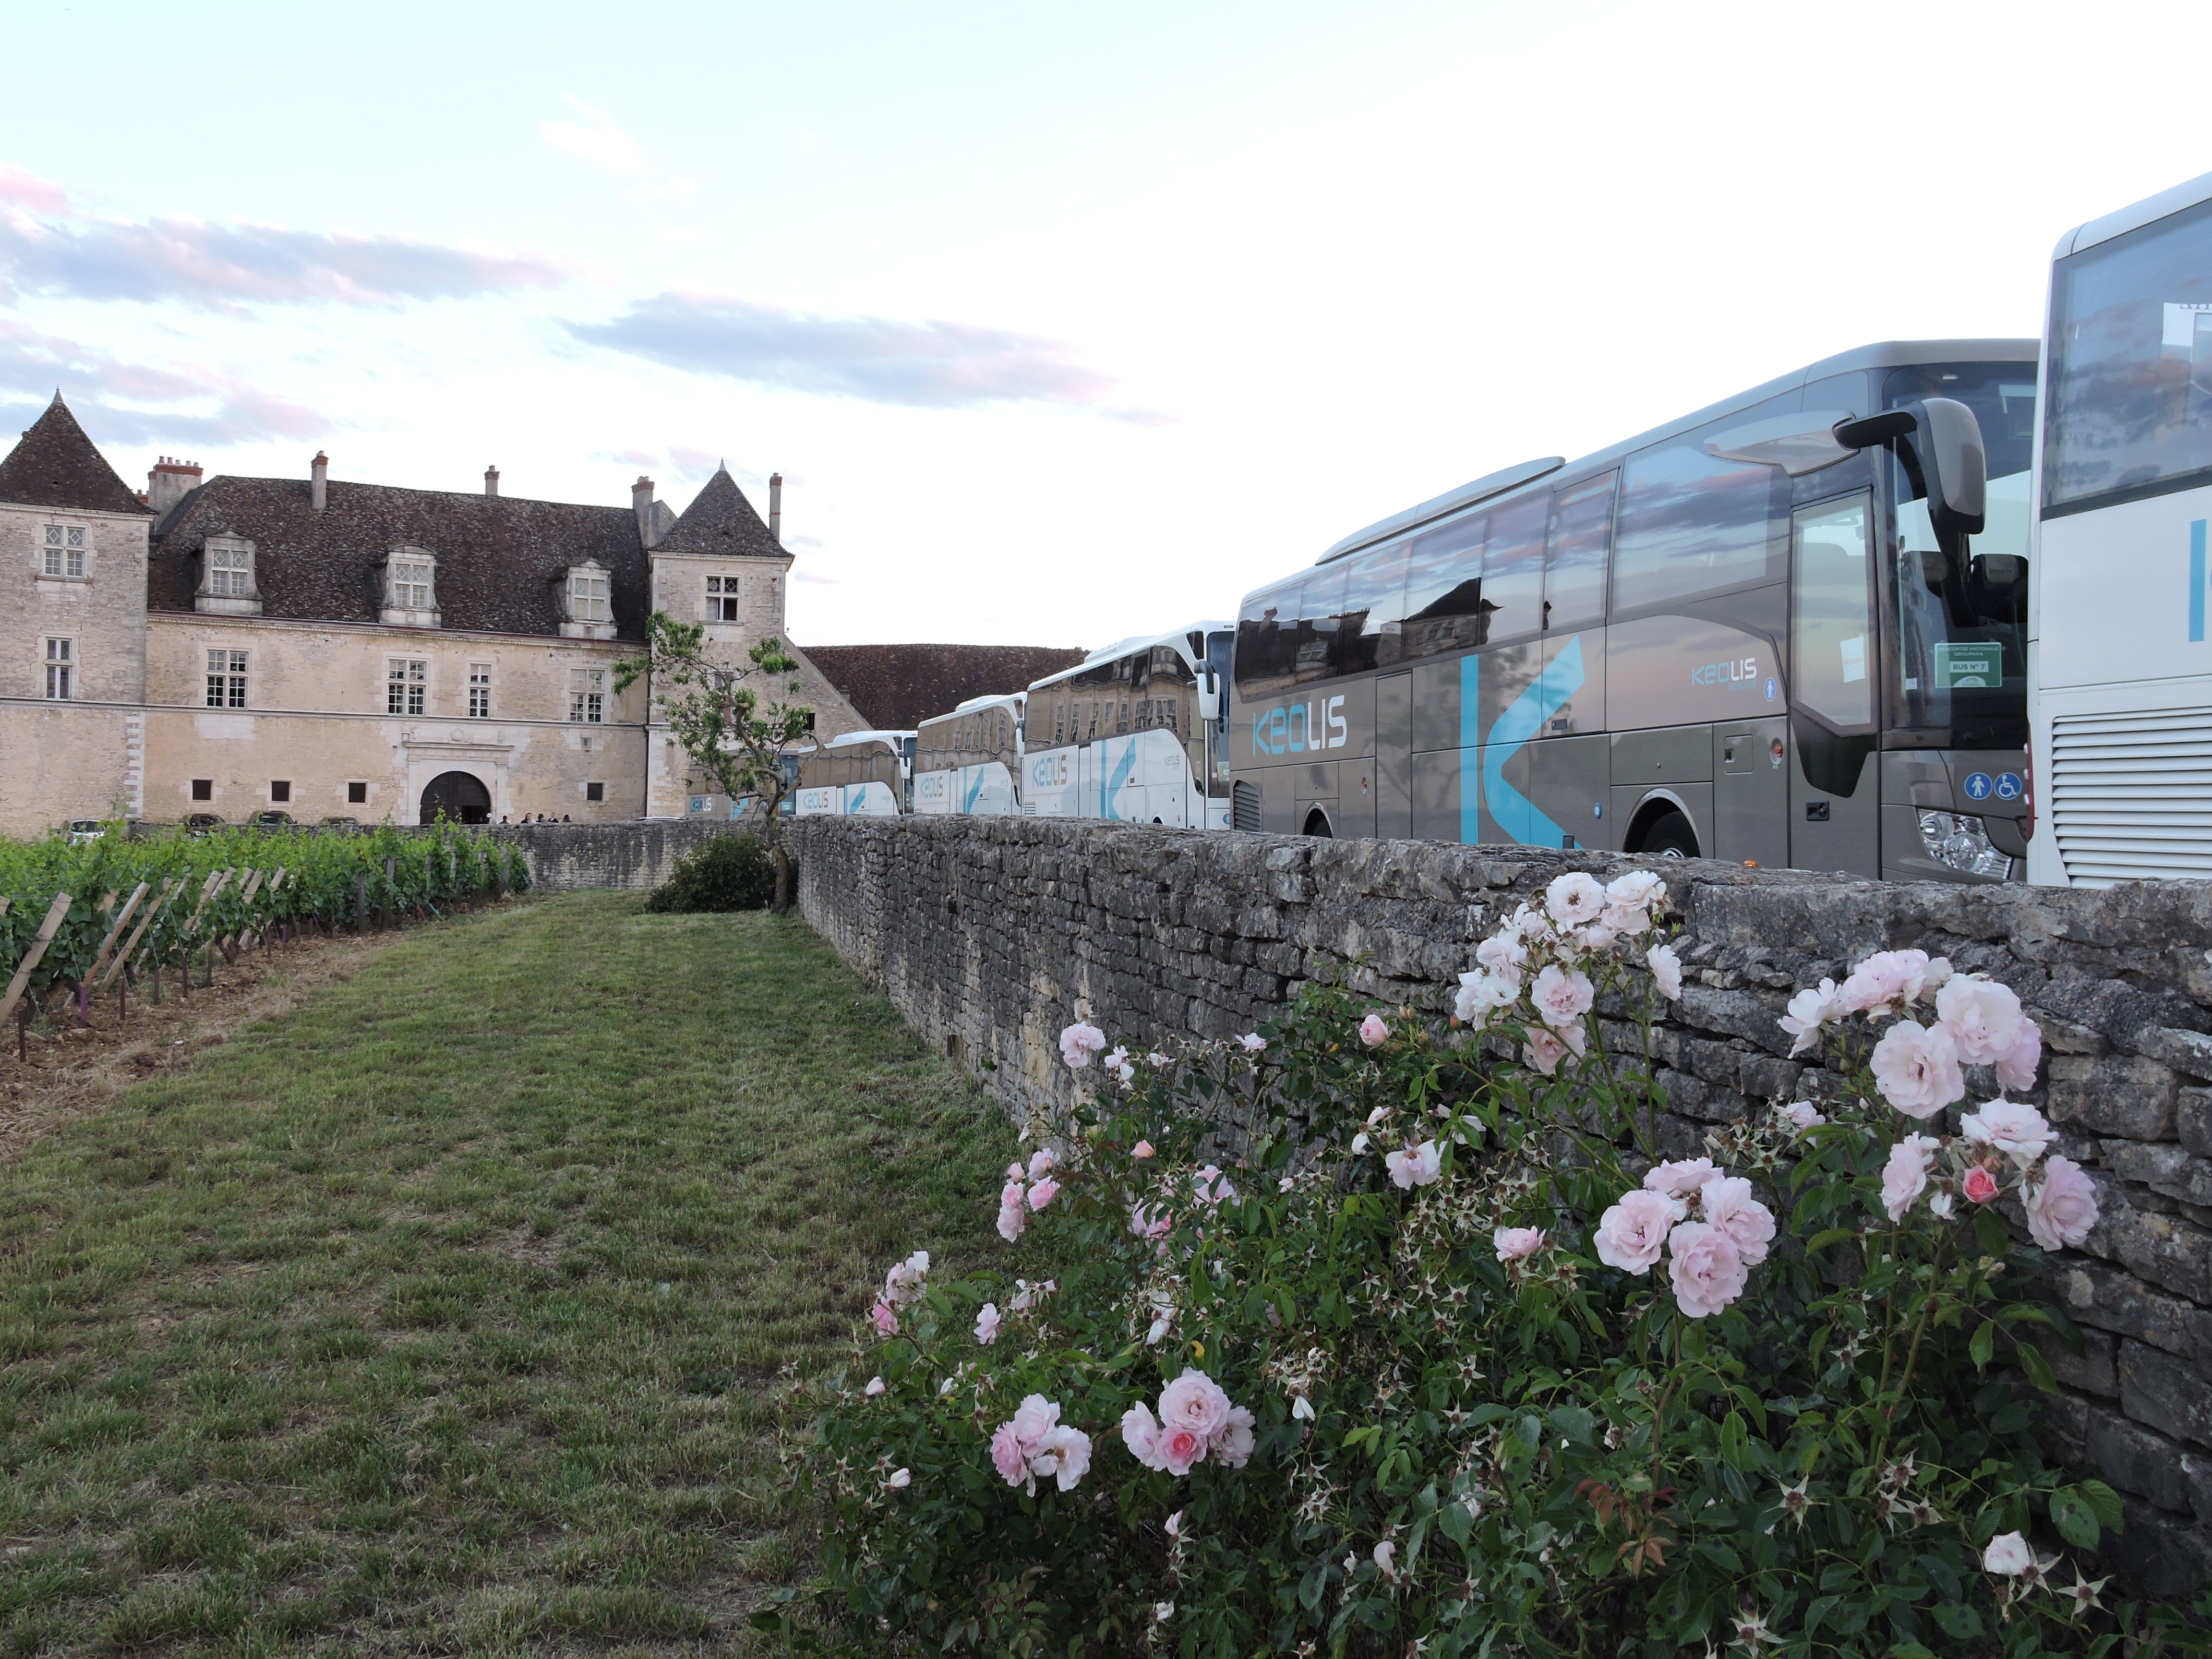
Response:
[[1252, 694, 1347, 755]]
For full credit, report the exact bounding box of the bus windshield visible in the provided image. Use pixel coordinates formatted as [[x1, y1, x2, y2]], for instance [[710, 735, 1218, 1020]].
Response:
[[2044, 195, 2212, 511], [1883, 363, 2035, 747]]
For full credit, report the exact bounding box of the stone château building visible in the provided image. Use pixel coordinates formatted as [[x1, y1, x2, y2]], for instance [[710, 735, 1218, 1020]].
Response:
[[0, 394, 883, 836]]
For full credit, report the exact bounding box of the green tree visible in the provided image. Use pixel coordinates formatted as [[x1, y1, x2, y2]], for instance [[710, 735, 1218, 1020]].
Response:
[[613, 614, 812, 912]]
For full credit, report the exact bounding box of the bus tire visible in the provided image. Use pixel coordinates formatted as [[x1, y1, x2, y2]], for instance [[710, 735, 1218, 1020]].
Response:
[[1635, 810, 1698, 860], [1302, 807, 1334, 839]]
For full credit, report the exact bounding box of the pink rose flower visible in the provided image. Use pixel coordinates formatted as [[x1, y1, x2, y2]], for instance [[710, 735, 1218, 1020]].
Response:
[[1059, 1022, 1107, 1069], [1475, 931, 1527, 984], [1455, 970, 1518, 1027], [1525, 1028, 1571, 1075], [1193, 1166, 1237, 1204], [1236, 1033, 1267, 1054], [1130, 1202, 1172, 1242], [1960, 1097, 2052, 1168], [1599, 902, 1651, 938], [1996, 1018, 2044, 1093], [1698, 1176, 1776, 1267], [1120, 1402, 1162, 1468], [996, 1198, 1027, 1243], [2025, 1156, 2099, 1251], [1493, 1226, 1547, 1262], [1779, 978, 1846, 1056], [1532, 963, 1595, 1029], [974, 1302, 1001, 1344], [887, 1466, 911, 1489], [1372, 1539, 1398, 1577], [1027, 1178, 1060, 1211], [1983, 1532, 2033, 1576], [1936, 973, 2028, 1065], [865, 1375, 886, 1397], [883, 1249, 930, 1307], [1028, 1147, 1058, 1180], [1963, 1166, 2000, 1204], [1158, 1425, 1206, 1477], [1605, 869, 1666, 911], [1594, 1189, 1677, 1274], [1545, 871, 1605, 926], [1359, 1012, 1389, 1047], [1646, 943, 1683, 1001], [1667, 1221, 1749, 1318], [1777, 1101, 1826, 1133], [1870, 1020, 1965, 1119], [1385, 1140, 1443, 1190], [991, 1423, 1029, 1486], [1010, 1394, 1061, 1453], [1036, 1423, 1092, 1491], [870, 1300, 899, 1337], [1132, 1139, 1155, 1159], [1210, 1405, 1256, 1468], [1158, 1370, 1232, 1441], [1644, 1157, 1717, 1199], [1841, 949, 1934, 1016], [1879, 1133, 1940, 1222]]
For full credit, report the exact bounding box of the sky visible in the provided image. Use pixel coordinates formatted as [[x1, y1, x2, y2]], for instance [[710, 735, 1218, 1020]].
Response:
[[3, 0, 2204, 652]]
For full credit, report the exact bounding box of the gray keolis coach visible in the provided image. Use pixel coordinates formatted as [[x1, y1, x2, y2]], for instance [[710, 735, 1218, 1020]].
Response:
[[1229, 340, 2036, 882]]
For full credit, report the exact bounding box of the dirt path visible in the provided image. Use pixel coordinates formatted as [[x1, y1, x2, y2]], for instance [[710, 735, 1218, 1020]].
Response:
[[0, 921, 418, 1165]]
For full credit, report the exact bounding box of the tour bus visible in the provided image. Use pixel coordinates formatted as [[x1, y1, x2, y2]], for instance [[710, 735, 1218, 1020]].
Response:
[[793, 729, 914, 817], [2028, 170, 2212, 887], [914, 693, 1026, 816], [1229, 341, 2037, 883], [1022, 624, 1235, 828]]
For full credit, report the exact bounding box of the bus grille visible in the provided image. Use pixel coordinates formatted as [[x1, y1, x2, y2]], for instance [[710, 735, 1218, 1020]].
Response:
[[2051, 707, 2212, 885], [1232, 781, 1262, 832]]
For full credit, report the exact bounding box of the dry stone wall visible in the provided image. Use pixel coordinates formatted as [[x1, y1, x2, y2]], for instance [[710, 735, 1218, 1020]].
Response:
[[789, 813, 2212, 1597]]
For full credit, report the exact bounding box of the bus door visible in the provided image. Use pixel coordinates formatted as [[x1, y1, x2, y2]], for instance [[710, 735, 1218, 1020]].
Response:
[[1789, 494, 1881, 875]]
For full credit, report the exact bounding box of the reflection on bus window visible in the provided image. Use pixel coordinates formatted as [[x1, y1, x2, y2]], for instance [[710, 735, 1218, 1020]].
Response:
[[1478, 492, 1549, 644], [1791, 498, 1874, 730], [1544, 472, 1615, 630], [1613, 424, 1787, 613], [2045, 194, 2212, 507], [1338, 541, 1408, 674], [1399, 512, 1487, 662]]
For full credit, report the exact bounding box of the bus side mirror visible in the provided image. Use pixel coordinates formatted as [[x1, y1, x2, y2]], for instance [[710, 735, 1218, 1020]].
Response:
[[1196, 671, 1222, 721], [1833, 397, 1986, 539]]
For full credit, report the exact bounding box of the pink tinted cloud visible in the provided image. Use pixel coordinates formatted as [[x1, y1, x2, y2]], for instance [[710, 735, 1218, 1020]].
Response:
[[0, 165, 70, 215], [0, 321, 326, 447]]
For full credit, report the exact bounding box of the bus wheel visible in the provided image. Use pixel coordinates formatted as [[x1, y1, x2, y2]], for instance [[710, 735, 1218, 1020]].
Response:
[[1635, 810, 1698, 860], [1303, 808, 1334, 839]]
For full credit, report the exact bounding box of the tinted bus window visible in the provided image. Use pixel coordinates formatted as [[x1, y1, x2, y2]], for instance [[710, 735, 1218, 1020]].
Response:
[[1544, 472, 1615, 630], [1479, 491, 1550, 644], [1235, 578, 1301, 696], [1791, 498, 1875, 730], [1613, 430, 1787, 612], [1296, 565, 1349, 685], [1338, 541, 1409, 674], [2045, 195, 2212, 508], [1401, 512, 1486, 662]]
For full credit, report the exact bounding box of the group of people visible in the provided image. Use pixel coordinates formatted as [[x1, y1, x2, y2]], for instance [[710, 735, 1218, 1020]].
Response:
[[499, 813, 572, 824]]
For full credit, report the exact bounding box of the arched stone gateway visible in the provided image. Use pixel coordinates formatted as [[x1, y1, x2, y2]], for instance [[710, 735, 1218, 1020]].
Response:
[[420, 770, 492, 825]]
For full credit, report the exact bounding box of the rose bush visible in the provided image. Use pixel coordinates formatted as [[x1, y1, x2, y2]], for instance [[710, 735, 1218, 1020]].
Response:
[[771, 873, 2204, 1656]]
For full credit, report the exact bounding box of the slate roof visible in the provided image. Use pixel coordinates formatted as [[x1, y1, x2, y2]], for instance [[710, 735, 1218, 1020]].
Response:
[[805, 643, 1088, 731], [654, 468, 784, 557], [0, 395, 154, 516], [148, 476, 652, 638]]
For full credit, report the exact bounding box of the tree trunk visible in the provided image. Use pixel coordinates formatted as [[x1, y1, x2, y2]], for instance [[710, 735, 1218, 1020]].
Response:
[[770, 842, 793, 914]]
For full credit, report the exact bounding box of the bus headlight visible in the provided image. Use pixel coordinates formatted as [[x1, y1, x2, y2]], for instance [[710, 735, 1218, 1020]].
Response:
[[1917, 810, 2011, 878]]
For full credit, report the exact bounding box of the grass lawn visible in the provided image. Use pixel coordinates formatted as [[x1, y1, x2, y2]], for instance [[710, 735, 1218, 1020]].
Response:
[[0, 892, 1016, 1655]]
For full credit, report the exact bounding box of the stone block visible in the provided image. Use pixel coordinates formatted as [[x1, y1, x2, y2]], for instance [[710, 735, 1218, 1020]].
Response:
[[2100, 1206, 2212, 1305], [1738, 1054, 1803, 1102], [2100, 1496, 2212, 1600], [2047, 1053, 2178, 1141], [2119, 1340, 2212, 1448], [2045, 1326, 2119, 1397], [2086, 1404, 2192, 1510], [2181, 1088, 2212, 1158]]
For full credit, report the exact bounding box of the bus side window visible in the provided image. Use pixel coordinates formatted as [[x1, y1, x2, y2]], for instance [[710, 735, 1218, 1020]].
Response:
[[1236, 577, 1302, 700], [1298, 565, 1349, 685], [1545, 472, 1615, 631], [1401, 512, 1487, 662], [1614, 406, 1791, 614], [1338, 540, 1410, 675], [1480, 492, 1550, 646], [1791, 496, 1875, 730]]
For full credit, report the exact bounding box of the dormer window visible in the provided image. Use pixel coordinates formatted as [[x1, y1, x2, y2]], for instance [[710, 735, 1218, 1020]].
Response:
[[559, 559, 616, 639], [195, 535, 262, 615], [378, 545, 440, 627]]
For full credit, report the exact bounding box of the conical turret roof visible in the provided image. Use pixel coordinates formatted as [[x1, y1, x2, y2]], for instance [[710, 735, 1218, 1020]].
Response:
[[0, 394, 152, 514], [656, 468, 782, 557]]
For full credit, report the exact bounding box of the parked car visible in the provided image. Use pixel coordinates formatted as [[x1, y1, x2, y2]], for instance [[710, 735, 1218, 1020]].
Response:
[[319, 816, 361, 830], [184, 813, 225, 836], [253, 810, 295, 829], [64, 818, 107, 845]]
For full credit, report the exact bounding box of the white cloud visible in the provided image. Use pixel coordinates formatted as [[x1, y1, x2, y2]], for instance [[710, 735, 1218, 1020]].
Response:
[[538, 96, 648, 177]]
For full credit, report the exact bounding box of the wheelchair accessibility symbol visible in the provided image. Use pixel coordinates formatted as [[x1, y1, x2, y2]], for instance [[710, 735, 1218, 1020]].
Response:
[[1995, 772, 2022, 802]]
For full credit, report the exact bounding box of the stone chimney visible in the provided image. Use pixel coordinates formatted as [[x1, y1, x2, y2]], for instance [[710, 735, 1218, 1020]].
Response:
[[769, 472, 782, 544], [311, 451, 329, 512], [633, 475, 659, 549], [484, 465, 500, 499], [145, 456, 203, 517]]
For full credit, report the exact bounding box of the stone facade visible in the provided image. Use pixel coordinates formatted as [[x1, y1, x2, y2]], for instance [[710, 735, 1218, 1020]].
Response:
[[0, 396, 886, 837], [789, 813, 2212, 1596]]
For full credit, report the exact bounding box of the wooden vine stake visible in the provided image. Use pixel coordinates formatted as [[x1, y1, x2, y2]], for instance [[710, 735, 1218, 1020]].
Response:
[[84, 882, 151, 987], [107, 877, 181, 989], [0, 891, 74, 1038]]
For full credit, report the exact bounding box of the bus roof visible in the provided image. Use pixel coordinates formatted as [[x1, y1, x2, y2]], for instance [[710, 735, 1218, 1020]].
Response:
[[919, 692, 1025, 730], [1026, 620, 1232, 693], [2057, 168, 2212, 260], [821, 728, 914, 749], [1304, 338, 2038, 572]]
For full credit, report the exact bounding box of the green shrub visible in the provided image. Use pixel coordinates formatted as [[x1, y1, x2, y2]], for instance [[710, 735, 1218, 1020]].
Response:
[[644, 834, 779, 914], [772, 875, 2203, 1657]]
